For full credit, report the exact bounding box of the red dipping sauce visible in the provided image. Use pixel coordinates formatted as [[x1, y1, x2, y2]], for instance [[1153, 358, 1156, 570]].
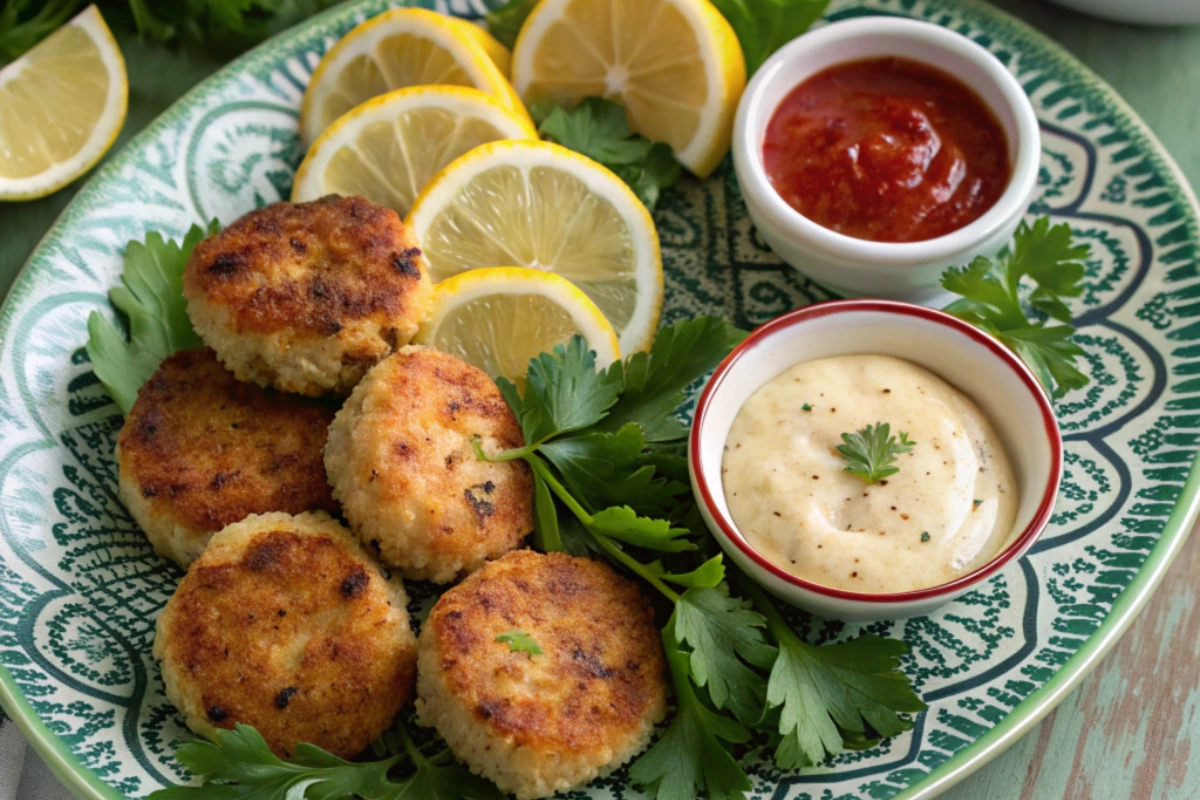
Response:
[[762, 56, 1011, 243]]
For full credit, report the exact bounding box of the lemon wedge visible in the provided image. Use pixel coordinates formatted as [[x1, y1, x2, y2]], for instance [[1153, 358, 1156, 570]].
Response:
[[300, 7, 527, 144], [510, 0, 745, 178], [407, 139, 662, 354], [292, 85, 537, 217], [0, 5, 127, 200], [414, 267, 620, 387]]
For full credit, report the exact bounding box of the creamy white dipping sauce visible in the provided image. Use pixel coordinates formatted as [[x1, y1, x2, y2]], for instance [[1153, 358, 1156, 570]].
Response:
[[722, 354, 1018, 594]]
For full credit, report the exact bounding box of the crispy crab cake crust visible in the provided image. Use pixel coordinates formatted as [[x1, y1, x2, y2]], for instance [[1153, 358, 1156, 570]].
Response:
[[324, 346, 533, 582], [154, 512, 417, 759], [415, 551, 668, 800], [183, 195, 433, 396], [117, 348, 337, 567]]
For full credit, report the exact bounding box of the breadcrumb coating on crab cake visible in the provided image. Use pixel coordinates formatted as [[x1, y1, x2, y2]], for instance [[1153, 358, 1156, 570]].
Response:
[[117, 348, 337, 567], [182, 195, 433, 396], [415, 550, 668, 800], [153, 511, 417, 759], [324, 346, 533, 583]]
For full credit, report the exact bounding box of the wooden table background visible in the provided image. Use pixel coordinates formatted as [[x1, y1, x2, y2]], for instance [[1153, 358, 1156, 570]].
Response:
[[0, 1, 1197, 797]]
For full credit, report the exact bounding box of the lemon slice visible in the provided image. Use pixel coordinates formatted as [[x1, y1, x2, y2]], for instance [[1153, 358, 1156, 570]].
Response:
[[292, 86, 537, 217], [415, 267, 620, 386], [0, 5, 127, 200], [407, 139, 662, 354], [510, 0, 745, 178], [300, 7, 527, 144]]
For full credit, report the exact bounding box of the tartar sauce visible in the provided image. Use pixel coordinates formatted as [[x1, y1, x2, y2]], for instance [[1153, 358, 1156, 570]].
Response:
[[722, 355, 1017, 593]]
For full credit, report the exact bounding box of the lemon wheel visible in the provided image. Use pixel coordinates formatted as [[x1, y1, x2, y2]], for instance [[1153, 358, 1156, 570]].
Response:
[[292, 85, 537, 218], [407, 140, 662, 354], [0, 5, 127, 200], [510, 0, 745, 178], [415, 267, 620, 387], [300, 7, 527, 144]]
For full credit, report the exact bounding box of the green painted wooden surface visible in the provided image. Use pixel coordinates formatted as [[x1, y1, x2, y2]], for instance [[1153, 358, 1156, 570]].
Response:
[[0, 2, 1197, 798]]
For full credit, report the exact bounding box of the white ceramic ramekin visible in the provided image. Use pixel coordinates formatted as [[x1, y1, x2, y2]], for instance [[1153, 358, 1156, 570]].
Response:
[[688, 300, 1062, 621], [732, 17, 1041, 306]]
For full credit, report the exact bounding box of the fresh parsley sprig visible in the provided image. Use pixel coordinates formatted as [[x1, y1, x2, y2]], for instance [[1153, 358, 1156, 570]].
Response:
[[741, 581, 926, 768], [941, 217, 1091, 399], [146, 722, 504, 800], [837, 423, 915, 484], [629, 613, 755, 800], [86, 221, 217, 416], [530, 97, 682, 210], [481, 321, 924, 800]]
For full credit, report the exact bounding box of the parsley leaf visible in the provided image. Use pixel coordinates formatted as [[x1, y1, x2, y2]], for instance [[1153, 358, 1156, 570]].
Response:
[[589, 506, 695, 553], [647, 554, 726, 589], [531, 472, 563, 552], [535, 97, 682, 209], [540, 423, 687, 515], [630, 616, 753, 800], [484, 0, 536, 48], [598, 316, 747, 441], [675, 584, 776, 724], [393, 757, 506, 800], [496, 630, 543, 655], [744, 583, 926, 768], [941, 217, 1091, 399], [147, 722, 504, 800], [836, 423, 914, 484], [709, 0, 830, 74], [499, 335, 623, 445], [86, 222, 217, 415]]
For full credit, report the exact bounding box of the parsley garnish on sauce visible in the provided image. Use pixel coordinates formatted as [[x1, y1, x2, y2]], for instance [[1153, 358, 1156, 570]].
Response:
[[837, 423, 915, 484]]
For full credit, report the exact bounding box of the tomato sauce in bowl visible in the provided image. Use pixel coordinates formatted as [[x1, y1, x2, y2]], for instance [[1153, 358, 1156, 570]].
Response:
[[762, 56, 1011, 243]]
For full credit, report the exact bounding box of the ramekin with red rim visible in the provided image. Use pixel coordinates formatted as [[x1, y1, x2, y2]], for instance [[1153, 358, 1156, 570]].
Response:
[[688, 300, 1062, 621], [732, 17, 1041, 306]]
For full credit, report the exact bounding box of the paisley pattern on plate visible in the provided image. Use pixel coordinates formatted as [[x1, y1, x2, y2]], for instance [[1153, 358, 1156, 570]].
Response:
[[0, 1, 1197, 798]]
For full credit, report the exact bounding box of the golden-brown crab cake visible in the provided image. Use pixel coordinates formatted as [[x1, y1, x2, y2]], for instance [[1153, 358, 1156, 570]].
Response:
[[116, 348, 337, 567], [154, 511, 417, 759], [324, 346, 533, 583], [415, 551, 668, 800], [182, 195, 433, 396]]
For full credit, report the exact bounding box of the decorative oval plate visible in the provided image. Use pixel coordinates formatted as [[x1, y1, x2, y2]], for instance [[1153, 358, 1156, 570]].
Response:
[[1, 0, 1198, 798]]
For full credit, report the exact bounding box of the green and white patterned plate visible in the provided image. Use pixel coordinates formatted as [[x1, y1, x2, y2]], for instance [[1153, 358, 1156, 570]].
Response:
[[1, 0, 1198, 798]]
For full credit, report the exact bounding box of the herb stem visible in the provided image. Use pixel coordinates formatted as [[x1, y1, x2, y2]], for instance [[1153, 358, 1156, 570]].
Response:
[[740, 577, 799, 647], [525, 452, 680, 602], [525, 453, 594, 523], [591, 529, 681, 603], [397, 723, 425, 767], [473, 439, 542, 462]]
